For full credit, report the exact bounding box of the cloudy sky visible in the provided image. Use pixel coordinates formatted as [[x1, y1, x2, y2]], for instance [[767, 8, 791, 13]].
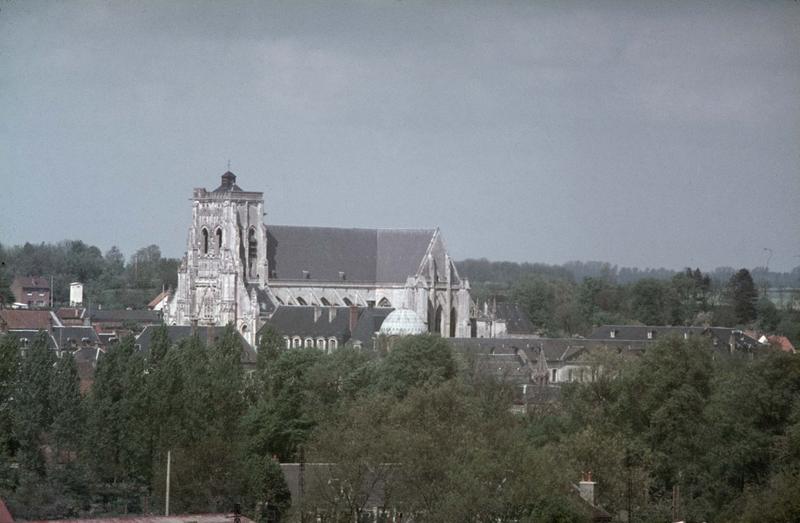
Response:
[[1, 1, 798, 271]]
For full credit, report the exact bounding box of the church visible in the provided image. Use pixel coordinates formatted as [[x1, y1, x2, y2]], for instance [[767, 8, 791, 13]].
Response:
[[163, 171, 473, 347]]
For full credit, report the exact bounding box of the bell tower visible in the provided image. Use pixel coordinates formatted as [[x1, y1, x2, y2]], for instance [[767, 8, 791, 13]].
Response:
[[164, 171, 268, 345]]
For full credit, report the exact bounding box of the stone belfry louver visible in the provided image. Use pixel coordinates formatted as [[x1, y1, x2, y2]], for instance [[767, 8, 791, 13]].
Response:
[[164, 171, 267, 345]]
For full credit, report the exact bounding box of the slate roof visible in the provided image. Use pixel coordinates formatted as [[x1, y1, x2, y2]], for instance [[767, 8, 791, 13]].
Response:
[[52, 326, 100, 349], [494, 302, 536, 335], [0, 309, 61, 330], [267, 225, 438, 283], [135, 325, 256, 365], [252, 286, 277, 316], [588, 325, 762, 351], [350, 307, 393, 345], [212, 170, 244, 193], [2, 330, 58, 350], [451, 337, 648, 363], [259, 306, 354, 339], [88, 308, 162, 323]]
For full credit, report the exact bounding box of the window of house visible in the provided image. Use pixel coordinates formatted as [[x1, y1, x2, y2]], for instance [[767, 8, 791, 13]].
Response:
[[647, 330, 654, 340], [610, 329, 617, 339], [328, 338, 337, 350], [551, 368, 557, 382], [292, 337, 301, 348], [316, 338, 326, 350], [378, 297, 391, 308], [296, 297, 307, 306], [320, 297, 331, 306], [283, 336, 290, 348], [304, 338, 314, 348], [216, 228, 223, 250], [343, 297, 353, 306]]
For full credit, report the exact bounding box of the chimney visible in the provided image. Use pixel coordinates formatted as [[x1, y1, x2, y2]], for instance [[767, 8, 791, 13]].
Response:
[[578, 471, 596, 506], [349, 305, 359, 333], [313, 304, 321, 323]]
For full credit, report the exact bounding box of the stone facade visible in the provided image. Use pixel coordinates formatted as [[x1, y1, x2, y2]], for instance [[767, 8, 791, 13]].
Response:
[[164, 171, 473, 346]]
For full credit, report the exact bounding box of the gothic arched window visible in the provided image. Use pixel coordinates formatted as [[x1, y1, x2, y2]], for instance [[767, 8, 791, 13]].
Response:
[[216, 228, 223, 250], [378, 297, 391, 308], [201, 228, 209, 254]]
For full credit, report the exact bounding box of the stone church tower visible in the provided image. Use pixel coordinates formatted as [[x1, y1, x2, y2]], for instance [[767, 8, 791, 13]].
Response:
[[164, 171, 267, 345]]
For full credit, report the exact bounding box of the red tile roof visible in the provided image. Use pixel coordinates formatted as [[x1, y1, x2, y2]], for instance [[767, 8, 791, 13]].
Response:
[[0, 498, 13, 523], [768, 335, 796, 353], [12, 276, 50, 289], [0, 309, 58, 330], [148, 290, 169, 309]]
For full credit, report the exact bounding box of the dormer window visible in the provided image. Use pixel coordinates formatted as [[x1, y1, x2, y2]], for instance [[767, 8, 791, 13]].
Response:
[[302, 270, 310, 279], [609, 329, 618, 339], [647, 330, 655, 340], [339, 271, 346, 281]]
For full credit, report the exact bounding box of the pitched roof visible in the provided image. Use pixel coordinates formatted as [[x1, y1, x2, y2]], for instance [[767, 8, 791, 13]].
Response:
[[0, 309, 60, 330], [588, 324, 762, 351], [2, 330, 58, 350], [259, 306, 354, 339], [88, 308, 162, 323], [147, 290, 170, 309], [52, 326, 100, 349], [350, 307, 393, 345], [767, 335, 796, 353], [494, 302, 536, 335], [11, 276, 50, 289], [267, 225, 437, 283]]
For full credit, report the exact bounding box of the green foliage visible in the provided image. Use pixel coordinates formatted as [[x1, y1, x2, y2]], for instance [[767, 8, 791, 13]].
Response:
[[376, 334, 456, 398], [2, 240, 179, 308], [729, 268, 758, 325]]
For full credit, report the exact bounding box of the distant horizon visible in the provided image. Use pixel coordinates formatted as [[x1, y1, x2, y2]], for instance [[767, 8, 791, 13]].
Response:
[[2, 236, 798, 279]]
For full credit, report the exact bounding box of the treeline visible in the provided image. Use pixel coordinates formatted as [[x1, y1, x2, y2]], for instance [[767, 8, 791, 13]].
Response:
[[458, 258, 800, 287], [1, 331, 799, 521], [466, 261, 800, 346], [0, 241, 179, 309]]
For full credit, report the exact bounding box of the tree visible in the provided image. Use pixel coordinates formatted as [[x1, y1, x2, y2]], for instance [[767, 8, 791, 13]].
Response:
[[630, 279, 668, 325], [729, 269, 758, 325], [376, 334, 457, 398], [49, 355, 83, 457], [13, 332, 55, 474]]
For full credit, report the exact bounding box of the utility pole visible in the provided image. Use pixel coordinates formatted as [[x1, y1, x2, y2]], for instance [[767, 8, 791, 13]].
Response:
[[165, 450, 171, 516]]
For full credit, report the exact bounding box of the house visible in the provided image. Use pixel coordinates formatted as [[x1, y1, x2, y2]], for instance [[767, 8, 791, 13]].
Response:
[[589, 325, 762, 352], [10, 276, 50, 308], [87, 307, 162, 337], [0, 309, 61, 332], [473, 298, 537, 338], [148, 289, 170, 311]]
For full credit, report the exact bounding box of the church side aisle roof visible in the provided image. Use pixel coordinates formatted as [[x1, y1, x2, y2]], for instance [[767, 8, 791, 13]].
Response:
[[267, 225, 445, 284]]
